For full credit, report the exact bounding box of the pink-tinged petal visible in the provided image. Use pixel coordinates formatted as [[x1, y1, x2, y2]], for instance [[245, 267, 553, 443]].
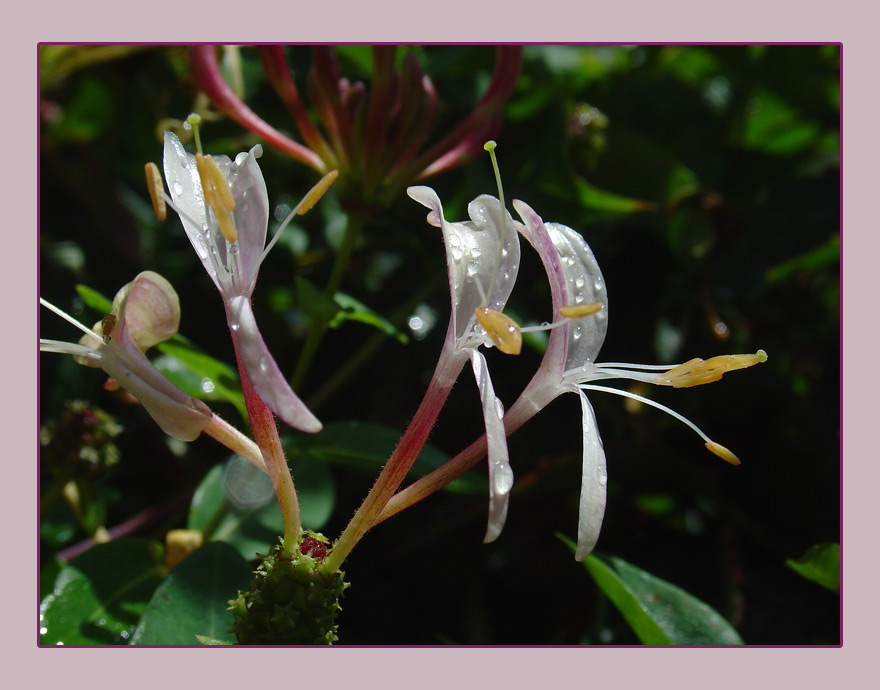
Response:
[[100, 341, 213, 442], [574, 389, 608, 560], [544, 222, 608, 370], [469, 350, 513, 544], [227, 296, 322, 433], [224, 145, 270, 290], [113, 271, 180, 352]]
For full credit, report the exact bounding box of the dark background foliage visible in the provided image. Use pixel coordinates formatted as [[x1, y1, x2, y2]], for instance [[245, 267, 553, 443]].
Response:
[[40, 45, 839, 644]]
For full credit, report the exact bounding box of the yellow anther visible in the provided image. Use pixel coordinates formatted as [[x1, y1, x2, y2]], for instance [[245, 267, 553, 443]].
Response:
[[664, 350, 768, 388], [195, 153, 216, 207], [195, 153, 238, 243], [211, 195, 239, 243], [705, 441, 741, 466], [559, 303, 604, 318], [475, 307, 522, 355], [297, 170, 338, 216], [203, 154, 236, 211], [144, 162, 167, 221]]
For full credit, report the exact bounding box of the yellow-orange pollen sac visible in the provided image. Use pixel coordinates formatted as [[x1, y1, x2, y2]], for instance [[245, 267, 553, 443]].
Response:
[[298, 171, 339, 216], [144, 162, 167, 221], [195, 152, 238, 244], [661, 349, 768, 388], [475, 307, 523, 355], [704, 441, 741, 466], [559, 303, 604, 319]]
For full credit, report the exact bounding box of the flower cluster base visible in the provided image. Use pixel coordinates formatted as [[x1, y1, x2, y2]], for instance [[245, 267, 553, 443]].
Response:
[[229, 534, 349, 645]]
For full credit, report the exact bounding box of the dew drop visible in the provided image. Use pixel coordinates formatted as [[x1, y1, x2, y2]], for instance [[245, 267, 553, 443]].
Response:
[[572, 325, 582, 340], [467, 261, 479, 276], [172, 181, 184, 196], [449, 234, 461, 247], [594, 279, 604, 291], [470, 247, 482, 258], [451, 246, 463, 261], [575, 277, 585, 289], [494, 397, 505, 420], [259, 358, 269, 373], [200, 377, 215, 394]]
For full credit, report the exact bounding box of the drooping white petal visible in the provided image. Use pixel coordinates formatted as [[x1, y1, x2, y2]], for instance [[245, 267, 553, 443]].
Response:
[[574, 389, 608, 560], [227, 295, 322, 433], [469, 349, 514, 544]]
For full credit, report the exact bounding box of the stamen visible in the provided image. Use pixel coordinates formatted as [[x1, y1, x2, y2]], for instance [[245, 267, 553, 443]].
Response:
[[144, 162, 167, 221], [39, 297, 101, 340], [195, 153, 238, 243], [705, 441, 741, 466], [475, 307, 522, 355], [257, 170, 338, 271], [663, 350, 768, 388], [559, 303, 604, 318], [578, 383, 741, 466], [296, 170, 338, 216], [203, 155, 236, 211], [195, 153, 217, 207]]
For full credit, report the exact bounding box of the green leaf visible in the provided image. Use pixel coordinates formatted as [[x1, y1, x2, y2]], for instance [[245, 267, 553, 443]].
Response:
[[188, 454, 334, 560], [573, 177, 656, 215], [560, 536, 743, 645], [154, 335, 247, 422], [195, 635, 234, 645], [75, 284, 113, 313], [296, 275, 340, 325], [786, 543, 840, 594], [330, 292, 409, 344], [765, 234, 840, 285], [188, 462, 283, 561], [40, 539, 166, 645], [288, 420, 486, 495], [130, 542, 253, 645]]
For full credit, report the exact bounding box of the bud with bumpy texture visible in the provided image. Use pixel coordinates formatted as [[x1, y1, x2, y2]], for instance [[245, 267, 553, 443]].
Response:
[[229, 532, 348, 645]]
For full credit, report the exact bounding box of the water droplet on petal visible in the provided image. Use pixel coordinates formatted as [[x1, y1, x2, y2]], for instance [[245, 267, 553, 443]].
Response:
[[172, 181, 184, 196], [597, 466, 608, 486], [575, 277, 585, 288], [470, 247, 482, 258], [467, 261, 478, 276], [451, 246, 463, 261], [259, 358, 269, 373]]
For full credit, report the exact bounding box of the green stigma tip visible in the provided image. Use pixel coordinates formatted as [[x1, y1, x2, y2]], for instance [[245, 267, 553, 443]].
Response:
[[757, 349, 768, 363], [186, 113, 202, 126], [484, 140, 497, 152]]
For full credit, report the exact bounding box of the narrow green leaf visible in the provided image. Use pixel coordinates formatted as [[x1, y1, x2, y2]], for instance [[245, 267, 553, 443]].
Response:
[[573, 176, 657, 215], [560, 535, 743, 645], [40, 539, 166, 645], [74, 284, 113, 313], [296, 274, 340, 324], [195, 635, 234, 645], [288, 420, 485, 495], [130, 542, 253, 645], [330, 292, 409, 344], [786, 543, 840, 594]]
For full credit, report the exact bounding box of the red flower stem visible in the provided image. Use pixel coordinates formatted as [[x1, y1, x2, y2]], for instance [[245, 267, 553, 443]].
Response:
[[228, 316, 302, 557], [373, 384, 548, 526], [324, 330, 465, 571]]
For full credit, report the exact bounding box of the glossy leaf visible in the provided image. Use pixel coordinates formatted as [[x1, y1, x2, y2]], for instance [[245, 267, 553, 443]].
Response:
[[188, 456, 334, 560], [330, 292, 409, 344], [560, 535, 743, 645], [130, 542, 253, 645], [288, 420, 485, 495], [39, 539, 165, 645], [786, 543, 840, 594]]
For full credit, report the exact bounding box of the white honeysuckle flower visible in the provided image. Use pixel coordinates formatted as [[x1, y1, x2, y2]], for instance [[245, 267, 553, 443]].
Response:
[[510, 199, 766, 561], [407, 184, 522, 543], [40, 271, 213, 442], [159, 131, 335, 434]]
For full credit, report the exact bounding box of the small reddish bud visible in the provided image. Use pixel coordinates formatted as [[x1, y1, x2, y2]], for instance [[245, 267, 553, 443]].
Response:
[[300, 537, 327, 560]]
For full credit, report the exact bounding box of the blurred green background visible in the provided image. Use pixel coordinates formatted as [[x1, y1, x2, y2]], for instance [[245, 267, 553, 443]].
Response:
[[40, 45, 839, 644]]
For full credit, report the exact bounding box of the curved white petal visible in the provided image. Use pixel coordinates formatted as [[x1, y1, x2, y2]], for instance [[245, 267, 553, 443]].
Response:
[[543, 222, 608, 371], [227, 296, 322, 433], [574, 389, 608, 560], [469, 349, 513, 544], [408, 186, 521, 343], [163, 132, 269, 297]]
